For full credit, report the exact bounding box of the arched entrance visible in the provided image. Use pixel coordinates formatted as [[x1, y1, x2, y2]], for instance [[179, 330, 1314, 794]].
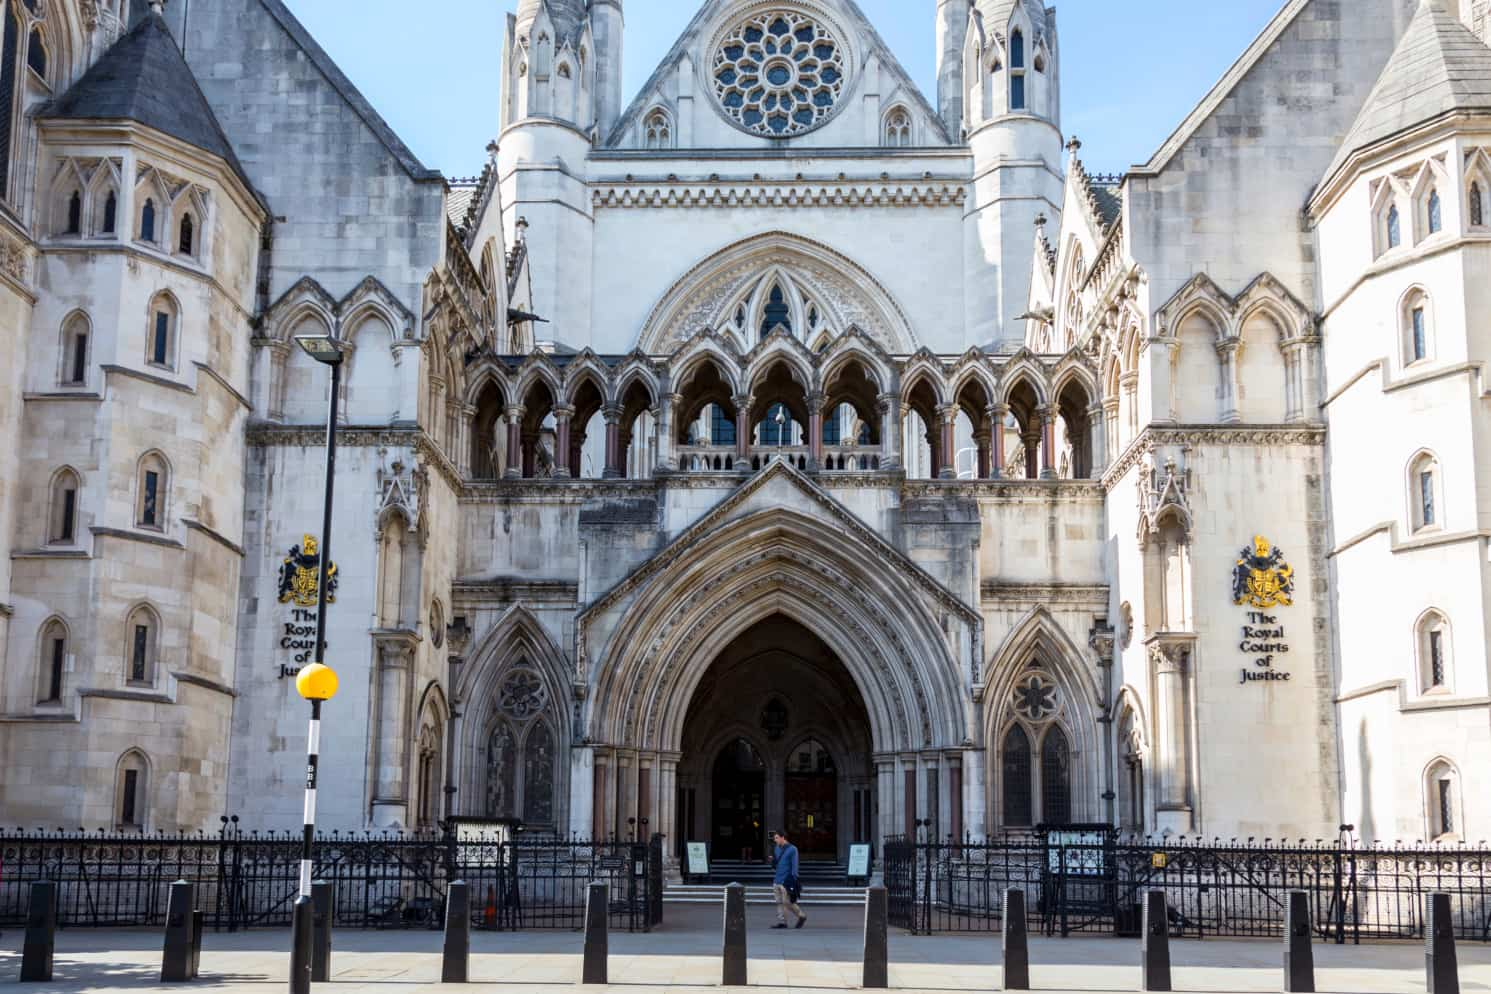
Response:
[[677, 614, 874, 864]]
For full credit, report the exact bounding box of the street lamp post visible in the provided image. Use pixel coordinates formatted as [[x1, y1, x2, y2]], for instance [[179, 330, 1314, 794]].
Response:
[[289, 334, 347, 994]]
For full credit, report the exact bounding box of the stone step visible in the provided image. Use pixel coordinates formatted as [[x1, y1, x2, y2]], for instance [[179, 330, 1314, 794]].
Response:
[[664, 885, 868, 906]]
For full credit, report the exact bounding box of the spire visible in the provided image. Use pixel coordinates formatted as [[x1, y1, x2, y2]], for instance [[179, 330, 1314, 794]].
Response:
[[1323, 0, 1491, 183]]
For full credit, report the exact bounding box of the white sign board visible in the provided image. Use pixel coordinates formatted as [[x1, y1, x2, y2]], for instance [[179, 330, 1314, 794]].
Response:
[[847, 844, 871, 878], [686, 842, 709, 877]]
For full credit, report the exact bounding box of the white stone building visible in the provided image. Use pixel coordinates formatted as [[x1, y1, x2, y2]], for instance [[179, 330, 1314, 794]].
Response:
[[0, 0, 1486, 859]]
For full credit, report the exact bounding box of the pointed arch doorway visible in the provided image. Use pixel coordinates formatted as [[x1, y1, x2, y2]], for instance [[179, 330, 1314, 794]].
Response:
[[677, 614, 873, 863]]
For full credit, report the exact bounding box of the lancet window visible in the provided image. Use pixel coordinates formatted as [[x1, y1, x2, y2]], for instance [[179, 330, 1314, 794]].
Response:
[[484, 666, 558, 828]]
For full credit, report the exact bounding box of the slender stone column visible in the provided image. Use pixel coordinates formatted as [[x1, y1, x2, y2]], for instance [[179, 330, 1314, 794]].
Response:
[[808, 391, 825, 469], [602, 407, 622, 478], [1149, 641, 1194, 826], [552, 405, 574, 479], [1103, 398, 1120, 464], [1021, 426, 1040, 479], [878, 393, 901, 470], [503, 405, 524, 478], [733, 395, 753, 462], [1217, 338, 1241, 423], [987, 404, 1008, 479], [974, 427, 992, 479], [937, 404, 958, 479], [1087, 402, 1107, 475], [1038, 405, 1057, 479], [657, 392, 679, 471]]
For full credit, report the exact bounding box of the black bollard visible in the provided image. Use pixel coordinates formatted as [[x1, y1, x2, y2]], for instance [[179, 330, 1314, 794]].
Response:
[[722, 882, 748, 987], [311, 881, 333, 983], [582, 882, 609, 985], [1002, 888, 1030, 991], [290, 894, 313, 994], [862, 886, 889, 989], [1283, 891, 1314, 993], [161, 880, 197, 982], [190, 910, 204, 980], [19, 880, 57, 983], [1141, 890, 1171, 993], [1425, 892, 1459, 994], [443, 881, 471, 984]]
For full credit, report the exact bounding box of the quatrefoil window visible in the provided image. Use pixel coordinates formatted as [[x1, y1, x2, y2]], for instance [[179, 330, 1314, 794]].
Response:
[[1011, 674, 1060, 722], [713, 10, 847, 138]]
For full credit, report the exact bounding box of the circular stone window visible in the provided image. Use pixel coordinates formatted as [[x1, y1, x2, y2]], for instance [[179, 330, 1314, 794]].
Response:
[[712, 10, 847, 138]]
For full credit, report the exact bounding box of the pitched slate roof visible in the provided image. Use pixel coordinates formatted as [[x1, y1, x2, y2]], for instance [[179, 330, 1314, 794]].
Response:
[[1323, 0, 1491, 183], [40, 12, 255, 195]]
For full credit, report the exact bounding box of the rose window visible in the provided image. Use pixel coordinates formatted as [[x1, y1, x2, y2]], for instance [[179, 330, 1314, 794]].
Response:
[[1011, 674, 1060, 722], [713, 11, 847, 137]]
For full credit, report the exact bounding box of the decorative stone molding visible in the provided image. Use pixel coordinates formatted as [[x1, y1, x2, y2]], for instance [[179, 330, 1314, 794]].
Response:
[[592, 182, 965, 211], [980, 582, 1109, 606], [1102, 424, 1326, 490], [1135, 454, 1193, 547]]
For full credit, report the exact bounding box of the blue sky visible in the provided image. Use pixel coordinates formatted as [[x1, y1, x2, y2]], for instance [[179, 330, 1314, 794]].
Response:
[[281, 0, 1283, 178]]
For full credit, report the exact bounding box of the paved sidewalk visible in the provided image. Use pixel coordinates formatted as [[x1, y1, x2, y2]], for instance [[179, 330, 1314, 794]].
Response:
[[1, 905, 1488, 994]]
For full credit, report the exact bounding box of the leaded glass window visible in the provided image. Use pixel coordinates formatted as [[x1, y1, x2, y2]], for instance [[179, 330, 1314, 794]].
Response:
[[761, 403, 793, 446], [1429, 629, 1445, 687], [823, 404, 841, 446], [1412, 307, 1426, 361], [66, 190, 80, 234], [1472, 182, 1485, 227], [1040, 726, 1071, 824], [102, 191, 117, 234], [1002, 725, 1032, 826], [1010, 30, 1025, 69], [140, 198, 156, 242], [1427, 189, 1442, 234], [1387, 204, 1401, 248], [152, 311, 170, 365], [141, 470, 159, 527], [121, 769, 139, 825], [178, 214, 194, 255], [760, 283, 790, 339], [25, 25, 42, 78], [523, 721, 555, 825], [713, 10, 848, 137], [710, 404, 736, 446], [45, 630, 64, 701], [0, 5, 18, 200], [485, 722, 517, 818], [1438, 778, 1454, 834], [1420, 470, 1435, 527]]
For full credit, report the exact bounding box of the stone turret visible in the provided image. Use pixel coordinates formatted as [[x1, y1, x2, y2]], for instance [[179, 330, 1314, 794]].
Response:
[[936, 0, 971, 138], [590, 0, 624, 137]]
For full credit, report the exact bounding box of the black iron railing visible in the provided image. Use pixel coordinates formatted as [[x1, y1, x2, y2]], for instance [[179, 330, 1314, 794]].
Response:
[[0, 826, 662, 933], [884, 837, 1491, 941]]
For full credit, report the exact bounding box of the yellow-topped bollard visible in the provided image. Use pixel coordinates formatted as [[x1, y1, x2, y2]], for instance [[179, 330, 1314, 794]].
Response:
[[296, 662, 339, 702]]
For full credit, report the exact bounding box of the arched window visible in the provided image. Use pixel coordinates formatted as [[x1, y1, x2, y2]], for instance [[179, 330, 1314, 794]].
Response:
[[115, 750, 149, 829], [139, 197, 157, 242], [0, 4, 20, 199], [1471, 181, 1486, 228], [643, 108, 671, 150], [760, 282, 790, 339], [1408, 451, 1441, 532], [147, 293, 177, 369], [1402, 288, 1432, 365], [61, 311, 88, 385], [100, 189, 117, 234], [1416, 610, 1452, 694], [1426, 188, 1442, 235], [25, 24, 43, 79], [883, 107, 911, 147], [485, 721, 518, 818], [1425, 759, 1459, 840], [48, 467, 79, 544], [38, 618, 67, 703], [1040, 726, 1072, 824], [1009, 30, 1026, 110], [177, 212, 194, 256], [1001, 724, 1033, 827], [522, 720, 555, 824], [124, 604, 159, 684], [1117, 706, 1144, 832], [1386, 204, 1401, 248], [64, 189, 80, 234], [136, 451, 168, 529]]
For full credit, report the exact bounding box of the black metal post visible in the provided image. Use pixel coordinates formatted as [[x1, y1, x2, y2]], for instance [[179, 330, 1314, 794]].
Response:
[[722, 882, 748, 987], [862, 885, 889, 989], [442, 880, 471, 984], [161, 880, 196, 982], [1426, 892, 1459, 994], [1002, 887, 1030, 991], [19, 881, 57, 982], [291, 353, 341, 994], [311, 880, 333, 982], [582, 882, 609, 985], [1141, 890, 1171, 993], [1283, 890, 1314, 993]]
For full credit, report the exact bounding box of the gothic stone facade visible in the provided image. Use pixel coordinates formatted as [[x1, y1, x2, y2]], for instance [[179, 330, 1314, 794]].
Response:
[[0, 0, 1487, 855]]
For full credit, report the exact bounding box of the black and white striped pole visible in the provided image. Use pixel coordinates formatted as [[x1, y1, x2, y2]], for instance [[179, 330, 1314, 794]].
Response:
[[289, 333, 346, 994]]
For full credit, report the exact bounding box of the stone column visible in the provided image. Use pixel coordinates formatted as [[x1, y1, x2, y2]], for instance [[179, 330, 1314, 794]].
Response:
[[1282, 341, 1307, 423], [1149, 639, 1195, 831], [601, 407, 622, 479], [962, 748, 986, 841], [1020, 424, 1040, 479], [455, 403, 476, 478], [878, 394, 901, 471], [1120, 372, 1140, 439], [429, 377, 447, 449], [1217, 338, 1241, 424], [807, 391, 825, 469], [592, 751, 611, 839], [948, 758, 963, 842], [503, 405, 524, 479], [552, 405, 574, 479], [570, 744, 595, 836], [876, 760, 897, 845], [733, 395, 753, 462], [987, 404, 1008, 478], [266, 342, 291, 421], [1038, 405, 1057, 479], [937, 405, 958, 479], [656, 392, 679, 471], [370, 634, 418, 827]]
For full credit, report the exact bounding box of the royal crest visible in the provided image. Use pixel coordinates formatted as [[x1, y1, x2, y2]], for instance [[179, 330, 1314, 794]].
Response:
[[1232, 535, 1294, 609], [277, 534, 338, 608]]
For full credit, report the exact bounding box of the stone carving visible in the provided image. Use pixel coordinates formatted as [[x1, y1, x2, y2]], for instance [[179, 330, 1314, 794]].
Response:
[[712, 10, 847, 138], [1011, 673, 1060, 722], [500, 671, 548, 720]]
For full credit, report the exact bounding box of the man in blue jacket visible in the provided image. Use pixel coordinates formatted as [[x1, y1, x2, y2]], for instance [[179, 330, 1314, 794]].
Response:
[[770, 830, 806, 929]]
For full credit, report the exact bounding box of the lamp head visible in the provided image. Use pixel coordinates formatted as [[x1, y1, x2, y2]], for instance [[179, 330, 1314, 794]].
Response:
[[294, 334, 348, 366], [296, 661, 339, 702]]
